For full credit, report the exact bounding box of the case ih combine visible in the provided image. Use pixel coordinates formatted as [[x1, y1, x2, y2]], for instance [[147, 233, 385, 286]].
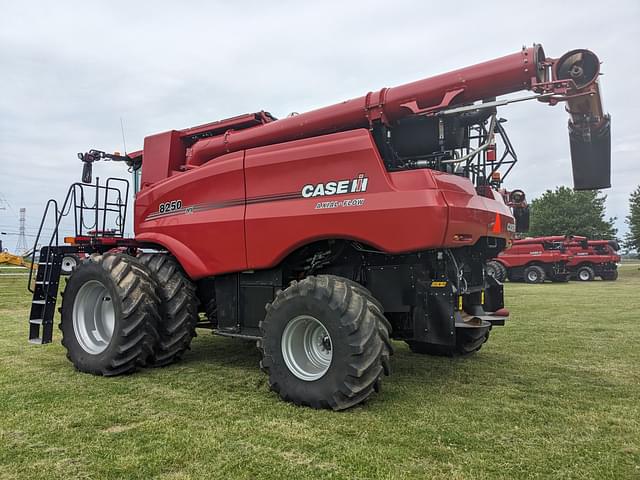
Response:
[[28, 45, 611, 409], [487, 236, 620, 283], [566, 237, 620, 280], [486, 236, 573, 283]]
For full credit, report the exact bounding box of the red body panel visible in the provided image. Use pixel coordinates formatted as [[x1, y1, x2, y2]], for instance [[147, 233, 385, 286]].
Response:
[[565, 241, 620, 267], [135, 129, 514, 279], [496, 243, 571, 268], [135, 152, 247, 277]]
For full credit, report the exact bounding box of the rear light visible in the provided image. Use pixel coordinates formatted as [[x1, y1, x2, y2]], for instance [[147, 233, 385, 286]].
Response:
[[452, 233, 473, 242], [63, 237, 76, 245]]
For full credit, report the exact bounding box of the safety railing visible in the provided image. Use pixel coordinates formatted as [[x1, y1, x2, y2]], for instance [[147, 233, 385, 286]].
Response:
[[28, 177, 130, 293]]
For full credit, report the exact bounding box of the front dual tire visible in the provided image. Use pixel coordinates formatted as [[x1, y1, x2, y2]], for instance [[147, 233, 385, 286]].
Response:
[[60, 253, 160, 376], [60, 253, 199, 376]]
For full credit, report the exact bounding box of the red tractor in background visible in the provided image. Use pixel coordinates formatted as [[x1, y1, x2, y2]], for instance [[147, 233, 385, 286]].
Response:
[[27, 45, 611, 410], [486, 236, 573, 283], [566, 237, 620, 281]]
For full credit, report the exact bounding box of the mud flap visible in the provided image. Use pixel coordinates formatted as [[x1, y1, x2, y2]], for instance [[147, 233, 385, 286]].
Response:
[[483, 275, 504, 313], [412, 279, 456, 347]]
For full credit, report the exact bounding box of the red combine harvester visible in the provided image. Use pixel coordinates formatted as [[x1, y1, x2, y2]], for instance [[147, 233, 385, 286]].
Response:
[[487, 236, 621, 283], [28, 45, 611, 409], [566, 237, 620, 281], [486, 236, 574, 283]]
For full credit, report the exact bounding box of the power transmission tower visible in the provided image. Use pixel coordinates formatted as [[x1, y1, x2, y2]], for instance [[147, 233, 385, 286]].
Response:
[[16, 208, 29, 254]]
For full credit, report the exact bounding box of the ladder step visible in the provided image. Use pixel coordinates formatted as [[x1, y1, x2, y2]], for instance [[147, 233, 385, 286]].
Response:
[[32, 300, 47, 305], [29, 318, 44, 325], [28, 338, 43, 344]]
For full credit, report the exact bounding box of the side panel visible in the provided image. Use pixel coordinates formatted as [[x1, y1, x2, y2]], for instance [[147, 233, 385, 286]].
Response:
[[433, 172, 514, 245], [244, 129, 514, 271], [135, 151, 247, 279], [244, 129, 449, 270], [133, 129, 516, 278], [498, 248, 567, 269], [566, 250, 619, 268]]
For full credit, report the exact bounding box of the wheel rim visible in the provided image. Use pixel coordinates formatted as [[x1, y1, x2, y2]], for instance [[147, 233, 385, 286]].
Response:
[[527, 270, 538, 282], [579, 270, 590, 281], [486, 266, 496, 277], [73, 280, 115, 354], [61, 256, 77, 274], [281, 315, 332, 381]]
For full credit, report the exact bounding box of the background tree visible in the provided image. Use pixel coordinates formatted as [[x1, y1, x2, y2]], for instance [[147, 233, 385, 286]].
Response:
[[528, 186, 617, 239], [623, 186, 640, 256]]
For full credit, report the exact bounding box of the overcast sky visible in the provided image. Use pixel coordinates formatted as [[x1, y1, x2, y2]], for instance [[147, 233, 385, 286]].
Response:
[[1, 0, 639, 252]]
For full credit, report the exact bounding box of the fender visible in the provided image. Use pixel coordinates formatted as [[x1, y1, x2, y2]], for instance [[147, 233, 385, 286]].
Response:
[[135, 232, 209, 279]]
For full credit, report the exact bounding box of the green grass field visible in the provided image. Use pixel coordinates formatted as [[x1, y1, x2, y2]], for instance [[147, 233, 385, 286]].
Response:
[[1, 265, 639, 479]]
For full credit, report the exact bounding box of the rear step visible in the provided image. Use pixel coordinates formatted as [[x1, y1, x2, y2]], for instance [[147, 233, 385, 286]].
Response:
[[28, 246, 63, 344], [473, 315, 508, 326], [456, 308, 510, 327]]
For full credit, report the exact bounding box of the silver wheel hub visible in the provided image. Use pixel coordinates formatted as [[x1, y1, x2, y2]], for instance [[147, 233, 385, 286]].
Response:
[[61, 256, 77, 274], [579, 270, 589, 280], [73, 280, 115, 354], [281, 315, 332, 381]]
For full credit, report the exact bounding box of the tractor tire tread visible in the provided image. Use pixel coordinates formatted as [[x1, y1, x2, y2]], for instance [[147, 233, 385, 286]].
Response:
[[137, 253, 200, 367]]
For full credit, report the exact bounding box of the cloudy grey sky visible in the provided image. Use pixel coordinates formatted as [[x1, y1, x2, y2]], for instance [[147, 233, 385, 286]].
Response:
[[1, 0, 638, 252]]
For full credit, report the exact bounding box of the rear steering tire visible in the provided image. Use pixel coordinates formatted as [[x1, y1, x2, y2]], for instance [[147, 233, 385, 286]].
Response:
[[60, 253, 160, 376], [138, 253, 200, 367], [601, 270, 618, 281], [524, 265, 546, 284], [576, 265, 595, 282], [486, 260, 506, 282], [258, 275, 392, 410]]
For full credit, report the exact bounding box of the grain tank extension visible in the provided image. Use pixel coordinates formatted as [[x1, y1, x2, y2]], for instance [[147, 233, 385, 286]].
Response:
[[28, 44, 611, 410]]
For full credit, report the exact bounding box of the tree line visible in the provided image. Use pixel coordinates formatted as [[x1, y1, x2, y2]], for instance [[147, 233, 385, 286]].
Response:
[[527, 186, 640, 256]]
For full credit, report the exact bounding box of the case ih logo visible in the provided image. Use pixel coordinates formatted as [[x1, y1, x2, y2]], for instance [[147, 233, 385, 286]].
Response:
[[301, 173, 368, 198]]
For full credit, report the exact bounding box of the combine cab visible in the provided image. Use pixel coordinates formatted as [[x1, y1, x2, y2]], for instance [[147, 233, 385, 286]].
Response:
[[27, 44, 611, 409]]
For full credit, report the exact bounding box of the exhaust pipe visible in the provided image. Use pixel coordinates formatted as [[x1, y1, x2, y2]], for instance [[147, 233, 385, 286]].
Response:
[[553, 49, 611, 190]]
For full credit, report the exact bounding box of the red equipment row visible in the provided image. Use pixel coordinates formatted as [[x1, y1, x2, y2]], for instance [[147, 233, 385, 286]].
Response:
[[488, 236, 620, 283]]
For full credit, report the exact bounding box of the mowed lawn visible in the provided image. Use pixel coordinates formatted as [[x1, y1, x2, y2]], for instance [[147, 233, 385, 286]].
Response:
[[1, 265, 639, 479]]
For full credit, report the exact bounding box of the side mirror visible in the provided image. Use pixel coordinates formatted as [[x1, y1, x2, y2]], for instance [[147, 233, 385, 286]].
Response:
[[82, 162, 93, 184], [513, 205, 530, 233]]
